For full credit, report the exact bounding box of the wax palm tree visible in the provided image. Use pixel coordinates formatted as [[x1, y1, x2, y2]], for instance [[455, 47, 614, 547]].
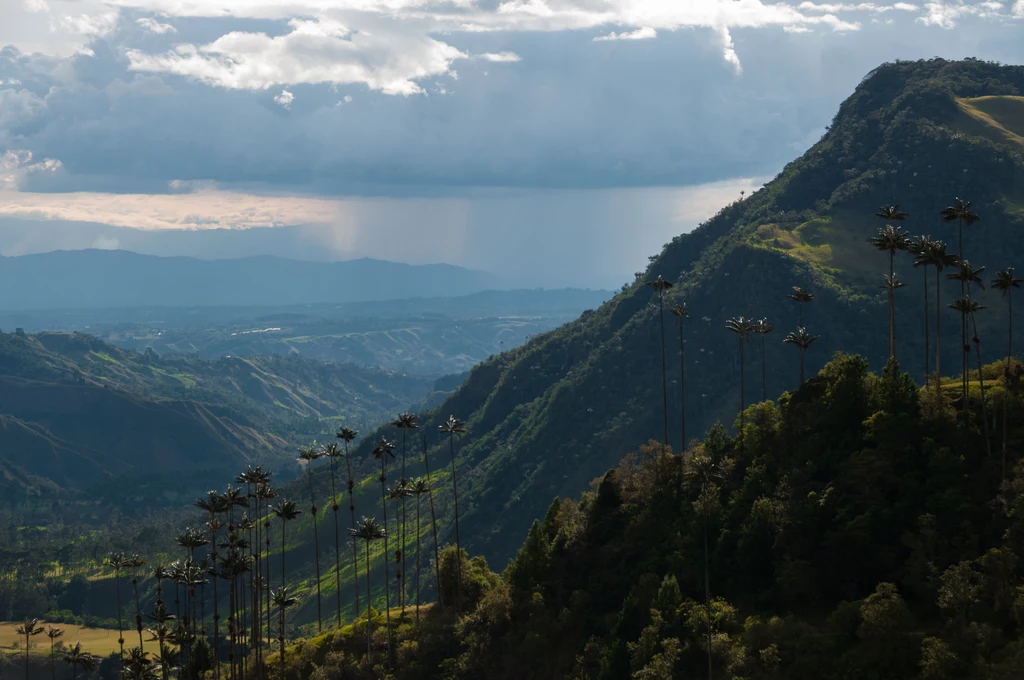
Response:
[[993, 267, 1023, 478], [372, 436, 397, 662], [109, 552, 128, 668], [439, 416, 467, 599], [752, 318, 775, 402], [942, 198, 981, 404], [923, 240, 958, 392], [871, 223, 911, 359], [880, 272, 907, 361], [669, 302, 689, 450], [321, 442, 346, 628], [390, 412, 420, 612], [297, 444, 324, 633], [409, 478, 430, 623], [16, 619, 43, 680], [123, 647, 158, 680], [144, 601, 177, 680], [947, 260, 987, 413], [45, 625, 62, 680], [388, 482, 414, 615], [349, 517, 385, 660], [784, 327, 819, 386], [787, 286, 814, 327], [875, 204, 909, 224], [420, 434, 442, 610], [62, 643, 95, 680], [271, 588, 297, 679], [336, 427, 361, 615], [686, 454, 724, 680], [195, 491, 225, 678], [725, 317, 754, 442], [127, 553, 147, 652], [646, 275, 674, 452], [271, 500, 302, 590], [256, 480, 278, 661], [952, 295, 992, 458], [909, 235, 935, 383]]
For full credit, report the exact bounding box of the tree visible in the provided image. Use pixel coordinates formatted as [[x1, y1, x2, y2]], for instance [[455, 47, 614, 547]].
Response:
[[725, 317, 754, 441], [686, 454, 724, 680], [439, 416, 468, 600], [127, 554, 147, 652], [947, 260, 987, 416], [123, 647, 158, 680], [297, 444, 324, 633], [145, 601, 177, 680], [271, 499, 302, 620], [372, 436, 397, 664], [62, 642, 95, 680], [336, 426, 361, 616], [669, 302, 689, 450], [420, 434, 442, 611], [387, 482, 414, 620], [646, 275, 675, 453], [941, 198, 981, 411], [109, 552, 128, 669], [45, 625, 63, 680], [752, 318, 775, 402], [917, 239, 957, 393], [270, 588, 297, 680], [784, 327, 820, 386], [390, 412, 420, 613], [320, 443, 346, 628], [787, 286, 814, 327], [951, 295, 992, 458], [410, 478, 430, 624], [349, 517, 385, 660], [871, 220, 911, 359], [195, 491, 225, 680], [909, 235, 936, 383], [16, 619, 43, 680], [879, 272, 907, 362], [993, 267, 1022, 478]]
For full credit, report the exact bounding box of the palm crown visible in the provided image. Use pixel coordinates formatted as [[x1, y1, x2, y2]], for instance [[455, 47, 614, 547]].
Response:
[[788, 286, 814, 304], [725, 316, 754, 339], [297, 444, 323, 466], [870, 224, 911, 256], [372, 437, 396, 462], [439, 416, 466, 437], [272, 499, 302, 522], [875, 204, 908, 222], [669, 302, 688, 320], [645, 275, 673, 294], [940, 198, 980, 225], [391, 413, 420, 431], [946, 260, 986, 289], [349, 516, 386, 542], [335, 427, 359, 443], [784, 327, 820, 350], [993, 267, 1023, 294]]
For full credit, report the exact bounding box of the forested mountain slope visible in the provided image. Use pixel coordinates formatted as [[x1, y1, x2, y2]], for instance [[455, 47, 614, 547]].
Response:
[[341, 58, 1024, 575], [0, 331, 434, 495]]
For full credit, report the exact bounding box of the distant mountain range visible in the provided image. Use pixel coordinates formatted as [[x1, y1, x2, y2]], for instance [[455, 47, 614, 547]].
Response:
[[0, 250, 498, 309]]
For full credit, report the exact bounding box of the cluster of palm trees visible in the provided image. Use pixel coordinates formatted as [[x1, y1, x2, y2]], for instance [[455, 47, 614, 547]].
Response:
[[10, 619, 98, 680], [93, 411, 467, 678]]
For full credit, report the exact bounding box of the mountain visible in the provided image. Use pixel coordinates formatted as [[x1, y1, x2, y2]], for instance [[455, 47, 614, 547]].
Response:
[[336, 59, 1024, 574], [0, 250, 498, 309], [0, 330, 435, 496]]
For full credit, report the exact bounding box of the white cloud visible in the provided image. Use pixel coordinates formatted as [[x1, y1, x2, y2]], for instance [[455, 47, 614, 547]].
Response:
[[797, 2, 917, 11], [274, 88, 294, 108], [127, 18, 467, 95], [1015, 0, 1024, 16], [136, 16, 177, 33], [476, 51, 521, 61], [715, 25, 742, 75], [784, 24, 812, 31], [918, 0, 1006, 26], [0, 151, 63, 191], [593, 26, 657, 41]]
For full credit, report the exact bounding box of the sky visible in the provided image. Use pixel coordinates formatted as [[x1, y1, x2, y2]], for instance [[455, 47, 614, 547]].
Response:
[[1, 0, 1023, 288]]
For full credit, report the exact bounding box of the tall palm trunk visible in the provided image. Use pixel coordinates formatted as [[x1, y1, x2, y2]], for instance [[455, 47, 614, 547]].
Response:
[[969, 303, 992, 458], [447, 433, 463, 600], [379, 455, 393, 665], [657, 289, 669, 452], [678, 319, 686, 451], [132, 569, 144, 652], [306, 470, 323, 633], [759, 333, 767, 402], [423, 436, 442, 608], [364, 539, 372, 659], [799, 346, 806, 386], [738, 336, 746, 446], [277, 602, 286, 680], [264, 519, 272, 659], [888, 250, 896, 359], [328, 457, 343, 629], [923, 266, 929, 383], [935, 263, 943, 395], [114, 568, 125, 670], [400, 430, 408, 613], [1004, 288, 1014, 479], [959, 218, 968, 415], [415, 490, 423, 624], [702, 486, 712, 680], [344, 448, 360, 616], [210, 517, 221, 680]]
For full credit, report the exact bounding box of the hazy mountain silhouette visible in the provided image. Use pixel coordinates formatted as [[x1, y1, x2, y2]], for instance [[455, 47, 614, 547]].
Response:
[[0, 249, 498, 309]]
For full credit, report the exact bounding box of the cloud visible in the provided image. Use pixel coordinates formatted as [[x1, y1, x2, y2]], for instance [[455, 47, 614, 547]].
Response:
[[136, 16, 177, 33], [593, 27, 657, 41], [0, 151, 63, 191], [918, 0, 1006, 27], [274, 88, 294, 108], [716, 26, 742, 75], [1013, 0, 1023, 15], [476, 51, 521, 61], [126, 18, 467, 94]]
